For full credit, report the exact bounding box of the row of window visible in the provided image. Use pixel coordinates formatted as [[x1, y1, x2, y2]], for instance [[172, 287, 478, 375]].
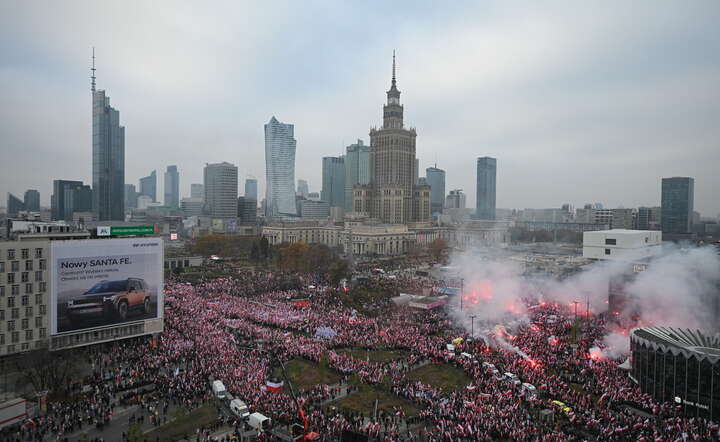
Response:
[[0, 259, 47, 273], [0, 282, 47, 297], [0, 307, 40, 320], [3, 248, 44, 260], [2, 270, 45, 285], [3, 317, 46, 331], [0, 341, 44, 354], [2, 297, 46, 311], [0, 328, 46, 345]]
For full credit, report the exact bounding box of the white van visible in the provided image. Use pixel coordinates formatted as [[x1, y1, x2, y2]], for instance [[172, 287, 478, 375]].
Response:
[[230, 399, 250, 418], [521, 383, 537, 399], [248, 412, 271, 431], [212, 380, 227, 399], [504, 372, 521, 386]]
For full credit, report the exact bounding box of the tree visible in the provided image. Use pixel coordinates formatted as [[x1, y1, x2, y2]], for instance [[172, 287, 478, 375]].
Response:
[[329, 259, 351, 285], [15, 349, 77, 399], [259, 236, 270, 260], [250, 241, 260, 263], [429, 238, 449, 262]]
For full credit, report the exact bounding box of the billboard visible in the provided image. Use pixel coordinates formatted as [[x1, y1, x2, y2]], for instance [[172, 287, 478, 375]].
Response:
[[51, 237, 163, 335]]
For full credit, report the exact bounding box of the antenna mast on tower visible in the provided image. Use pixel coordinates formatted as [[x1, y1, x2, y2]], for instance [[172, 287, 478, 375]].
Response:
[[91, 47, 96, 92]]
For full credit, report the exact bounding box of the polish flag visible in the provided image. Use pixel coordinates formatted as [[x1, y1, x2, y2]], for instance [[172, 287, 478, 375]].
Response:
[[266, 380, 284, 392]]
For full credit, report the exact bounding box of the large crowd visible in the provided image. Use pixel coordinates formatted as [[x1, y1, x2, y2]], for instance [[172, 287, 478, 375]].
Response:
[[3, 268, 720, 441]]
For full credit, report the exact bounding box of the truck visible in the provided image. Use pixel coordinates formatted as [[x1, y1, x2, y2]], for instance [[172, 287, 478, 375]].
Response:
[[229, 399, 250, 418], [248, 412, 271, 431], [0, 398, 27, 430], [212, 380, 227, 399]]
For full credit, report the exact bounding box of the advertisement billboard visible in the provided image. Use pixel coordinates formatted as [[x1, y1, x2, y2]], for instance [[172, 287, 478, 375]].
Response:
[[51, 237, 163, 335]]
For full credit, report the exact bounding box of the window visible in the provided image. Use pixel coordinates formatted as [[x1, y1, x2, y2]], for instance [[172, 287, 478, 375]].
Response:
[[39, 305, 46, 315], [21, 318, 28, 329], [21, 295, 28, 306], [35, 271, 42, 282], [39, 260, 46, 270], [0, 286, 4, 297], [35, 294, 42, 305], [21, 272, 28, 283], [11, 331, 19, 343], [21, 249, 29, 260], [605, 238, 617, 245], [0, 334, 4, 345], [0, 310, 3, 320], [25, 283, 32, 294], [11, 261, 19, 272], [605, 248, 611, 255], [25, 307, 32, 317], [35, 316, 41, 327], [7, 344, 14, 353], [39, 328, 46, 338], [7, 273, 14, 284], [38, 282, 46, 292], [7, 249, 15, 260], [0, 262, 4, 272], [25, 260, 33, 271], [10, 285, 18, 296], [35, 248, 42, 259], [21, 342, 29, 351], [25, 330, 33, 340], [11, 308, 18, 319], [7, 320, 15, 331]]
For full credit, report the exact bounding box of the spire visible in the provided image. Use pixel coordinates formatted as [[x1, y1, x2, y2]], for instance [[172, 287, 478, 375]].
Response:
[[391, 50, 396, 88], [91, 47, 96, 93]]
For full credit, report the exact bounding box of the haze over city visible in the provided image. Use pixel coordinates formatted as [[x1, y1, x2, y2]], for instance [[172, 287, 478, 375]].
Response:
[[1, 0, 719, 215]]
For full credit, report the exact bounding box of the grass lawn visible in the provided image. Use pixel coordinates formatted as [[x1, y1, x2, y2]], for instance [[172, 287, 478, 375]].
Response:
[[336, 348, 408, 364], [286, 358, 342, 391], [334, 383, 421, 417], [144, 404, 218, 441], [405, 363, 471, 393]]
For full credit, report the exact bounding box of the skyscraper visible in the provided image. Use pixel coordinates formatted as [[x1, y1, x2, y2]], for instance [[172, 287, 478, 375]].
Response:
[[297, 179, 309, 198], [23, 189, 40, 212], [52, 180, 92, 221], [124, 184, 137, 209], [204, 162, 238, 218], [661, 177, 694, 234], [476, 157, 497, 220], [344, 139, 370, 212], [91, 51, 125, 221], [191, 183, 204, 199], [139, 170, 157, 202], [244, 179, 257, 201], [321, 156, 345, 209], [353, 53, 430, 223], [164, 165, 180, 208], [445, 189, 467, 209], [6, 193, 24, 217], [265, 116, 297, 217], [52, 180, 82, 220], [426, 166, 446, 216]]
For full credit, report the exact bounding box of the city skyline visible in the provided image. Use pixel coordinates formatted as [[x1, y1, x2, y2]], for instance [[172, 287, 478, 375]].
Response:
[[1, 2, 719, 215]]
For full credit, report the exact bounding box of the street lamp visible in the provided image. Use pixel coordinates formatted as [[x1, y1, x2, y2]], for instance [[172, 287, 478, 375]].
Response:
[[460, 278, 464, 311], [571, 300, 580, 342], [469, 314, 476, 339]]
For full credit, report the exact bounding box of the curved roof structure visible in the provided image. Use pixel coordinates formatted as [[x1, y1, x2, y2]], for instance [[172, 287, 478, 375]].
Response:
[[631, 327, 720, 363]]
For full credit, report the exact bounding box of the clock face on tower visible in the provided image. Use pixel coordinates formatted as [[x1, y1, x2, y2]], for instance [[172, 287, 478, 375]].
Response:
[[389, 96, 399, 105]]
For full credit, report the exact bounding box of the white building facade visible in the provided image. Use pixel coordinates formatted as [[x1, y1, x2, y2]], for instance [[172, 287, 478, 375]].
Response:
[[265, 117, 297, 217]]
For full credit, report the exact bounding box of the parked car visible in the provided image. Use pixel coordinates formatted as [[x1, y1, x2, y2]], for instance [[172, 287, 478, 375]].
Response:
[[67, 278, 152, 324]]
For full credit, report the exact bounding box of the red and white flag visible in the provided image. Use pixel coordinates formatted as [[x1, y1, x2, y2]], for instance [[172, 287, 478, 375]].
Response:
[[266, 379, 284, 392]]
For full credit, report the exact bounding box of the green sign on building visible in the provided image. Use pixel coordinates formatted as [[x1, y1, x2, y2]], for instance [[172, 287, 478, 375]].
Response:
[[97, 225, 155, 236]]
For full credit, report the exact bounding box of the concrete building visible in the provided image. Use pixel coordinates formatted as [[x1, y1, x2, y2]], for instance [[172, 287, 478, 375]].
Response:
[[299, 200, 330, 220], [139, 170, 157, 203], [353, 54, 430, 223], [519, 208, 572, 223], [190, 183, 204, 200], [237, 196, 257, 224], [662, 177, 694, 234], [124, 184, 137, 209], [92, 80, 125, 221], [180, 198, 204, 217], [582, 229, 662, 261], [321, 156, 345, 209], [611, 208, 635, 229], [204, 162, 238, 218], [244, 179, 257, 201], [164, 165, 180, 208], [344, 139, 370, 212], [476, 157, 496, 220], [445, 189, 467, 210], [426, 166, 445, 216], [23, 190, 40, 212], [297, 179, 309, 198], [265, 117, 297, 217]]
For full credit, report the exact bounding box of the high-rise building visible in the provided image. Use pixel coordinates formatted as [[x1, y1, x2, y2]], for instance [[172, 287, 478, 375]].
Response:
[[662, 177, 694, 234], [124, 184, 137, 209], [297, 179, 309, 198], [180, 198, 204, 217], [23, 190, 40, 212], [6, 193, 24, 217], [265, 116, 297, 217], [190, 183, 204, 200], [244, 179, 257, 201], [321, 156, 345, 208], [52, 180, 86, 221], [91, 54, 125, 221], [139, 170, 157, 202], [426, 166, 445, 216], [204, 162, 238, 218], [445, 189, 466, 209], [353, 53, 430, 223], [476, 157, 497, 220], [65, 184, 93, 220], [611, 208, 635, 229], [300, 199, 330, 219], [637, 206, 661, 230], [344, 139, 370, 212], [237, 196, 257, 224], [164, 165, 180, 208]]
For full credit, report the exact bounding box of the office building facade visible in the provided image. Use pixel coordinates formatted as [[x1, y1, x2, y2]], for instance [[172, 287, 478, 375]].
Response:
[[265, 117, 297, 217], [204, 162, 238, 218], [237, 197, 257, 224], [661, 177, 694, 234], [190, 183, 204, 200], [297, 180, 309, 198], [426, 166, 445, 216], [6, 194, 24, 217], [244, 179, 257, 201], [445, 189, 467, 209], [51, 180, 92, 221], [344, 140, 371, 212], [124, 184, 137, 209], [23, 190, 40, 212], [476, 157, 497, 220], [164, 165, 180, 208], [139, 170, 157, 202], [92, 87, 125, 221], [321, 156, 345, 209], [353, 54, 430, 223]]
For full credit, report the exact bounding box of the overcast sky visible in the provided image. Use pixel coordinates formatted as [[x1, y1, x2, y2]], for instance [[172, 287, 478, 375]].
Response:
[[1, 1, 719, 216]]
